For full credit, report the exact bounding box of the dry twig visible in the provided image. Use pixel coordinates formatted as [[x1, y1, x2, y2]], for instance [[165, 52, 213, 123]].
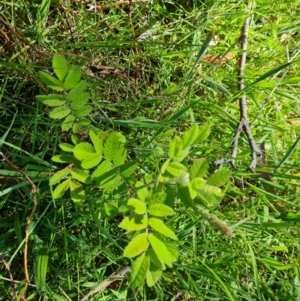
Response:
[[214, 4, 261, 171], [0, 152, 38, 301]]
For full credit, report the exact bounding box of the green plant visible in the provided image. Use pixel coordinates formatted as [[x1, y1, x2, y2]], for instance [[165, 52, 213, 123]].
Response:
[[36, 55, 232, 288]]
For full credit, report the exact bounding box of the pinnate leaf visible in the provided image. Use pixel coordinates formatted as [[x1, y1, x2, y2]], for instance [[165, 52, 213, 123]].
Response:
[[130, 253, 149, 288], [147, 204, 175, 217], [49, 106, 70, 119], [124, 233, 149, 258]]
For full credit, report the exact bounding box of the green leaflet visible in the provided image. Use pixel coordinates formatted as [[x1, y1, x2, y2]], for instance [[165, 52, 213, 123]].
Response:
[[182, 124, 199, 150], [130, 253, 149, 288], [127, 198, 146, 214], [136, 181, 148, 201], [49, 106, 70, 119], [52, 178, 70, 199], [124, 233, 149, 258], [73, 105, 93, 118], [166, 162, 187, 177], [59, 143, 74, 152], [70, 168, 91, 184], [148, 234, 174, 267], [190, 159, 209, 180], [39, 71, 64, 91], [69, 92, 90, 110], [89, 130, 103, 154], [195, 124, 211, 143], [207, 168, 231, 186], [119, 215, 148, 231], [61, 114, 75, 131], [147, 192, 167, 204], [120, 160, 137, 177], [52, 54, 69, 81], [50, 169, 70, 186], [36, 94, 66, 106], [148, 218, 178, 240], [63, 65, 82, 90], [73, 142, 95, 160], [147, 204, 175, 217], [70, 179, 85, 204], [146, 263, 162, 287], [67, 80, 87, 101], [104, 132, 126, 161], [168, 136, 189, 162]]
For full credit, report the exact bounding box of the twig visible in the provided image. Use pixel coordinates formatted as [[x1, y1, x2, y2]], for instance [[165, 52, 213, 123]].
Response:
[[0, 254, 17, 298], [0, 16, 46, 67], [80, 266, 130, 301], [0, 152, 38, 301], [214, 4, 261, 172]]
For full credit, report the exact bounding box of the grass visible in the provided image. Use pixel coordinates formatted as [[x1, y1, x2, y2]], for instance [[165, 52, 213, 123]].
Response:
[[1, 0, 300, 300]]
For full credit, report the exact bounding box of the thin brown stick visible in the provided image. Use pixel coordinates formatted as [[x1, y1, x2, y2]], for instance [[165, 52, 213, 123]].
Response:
[[127, 0, 140, 85], [0, 152, 38, 301], [80, 266, 130, 301], [0, 254, 17, 298], [0, 16, 46, 67], [214, 4, 261, 171]]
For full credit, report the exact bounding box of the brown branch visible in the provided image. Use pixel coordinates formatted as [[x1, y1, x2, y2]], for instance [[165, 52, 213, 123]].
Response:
[[80, 266, 130, 301], [0, 254, 17, 298], [0, 152, 38, 301], [214, 4, 261, 171]]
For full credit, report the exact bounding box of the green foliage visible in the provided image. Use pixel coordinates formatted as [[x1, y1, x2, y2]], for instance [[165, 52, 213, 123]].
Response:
[[37, 59, 230, 286], [3, 2, 300, 299], [36, 55, 92, 132]]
